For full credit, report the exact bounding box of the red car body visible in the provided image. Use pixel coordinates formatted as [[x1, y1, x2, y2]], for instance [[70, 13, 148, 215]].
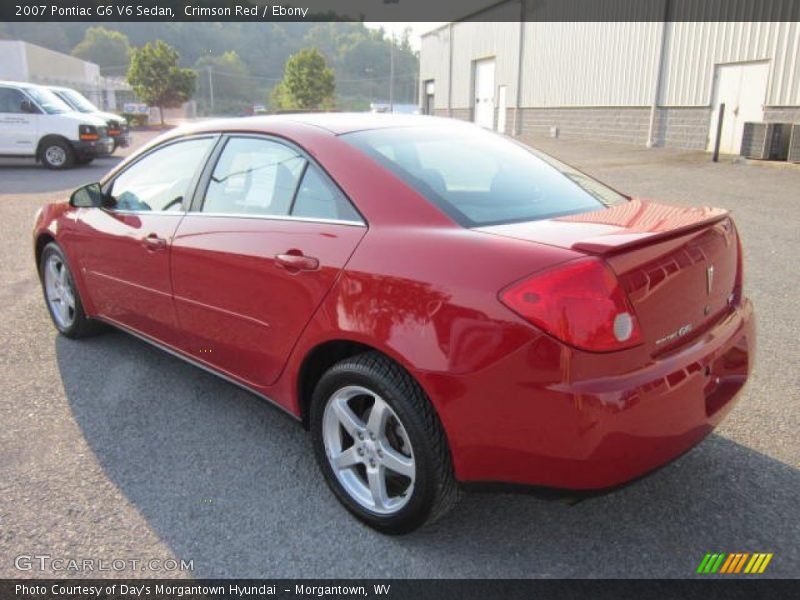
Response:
[[33, 115, 755, 490]]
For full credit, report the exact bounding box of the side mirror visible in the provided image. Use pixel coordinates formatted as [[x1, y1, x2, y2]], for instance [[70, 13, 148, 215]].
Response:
[[20, 99, 38, 114], [70, 183, 104, 208]]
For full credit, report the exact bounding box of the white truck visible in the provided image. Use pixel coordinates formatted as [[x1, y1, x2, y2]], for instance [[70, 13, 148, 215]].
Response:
[[49, 86, 132, 152], [0, 81, 113, 169]]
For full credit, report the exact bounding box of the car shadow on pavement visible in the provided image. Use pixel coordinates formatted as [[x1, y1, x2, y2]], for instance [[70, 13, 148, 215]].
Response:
[[56, 331, 800, 578], [0, 157, 124, 195]]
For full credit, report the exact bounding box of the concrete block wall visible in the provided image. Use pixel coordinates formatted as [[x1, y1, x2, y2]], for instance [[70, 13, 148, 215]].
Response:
[[517, 107, 652, 145], [652, 107, 712, 150], [434, 105, 800, 149], [764, 107, 800, 123]]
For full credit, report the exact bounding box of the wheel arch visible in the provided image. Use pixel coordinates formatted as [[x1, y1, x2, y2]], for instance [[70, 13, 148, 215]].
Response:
[[296, 338, 439, 431], [34, 232, 56, 275]]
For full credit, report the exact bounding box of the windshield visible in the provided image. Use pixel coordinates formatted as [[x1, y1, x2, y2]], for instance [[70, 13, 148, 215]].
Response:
[[56, 89, 98, 113], [24, 87, 73, 115], [342, 126, 627, 227]]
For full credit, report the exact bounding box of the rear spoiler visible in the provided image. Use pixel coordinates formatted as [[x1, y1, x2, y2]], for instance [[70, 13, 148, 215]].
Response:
[[559, 200, 730, 255]]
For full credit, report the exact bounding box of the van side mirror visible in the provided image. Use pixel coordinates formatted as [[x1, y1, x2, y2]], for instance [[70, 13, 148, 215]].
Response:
[[70, 183, 104, 208], [20, 99, 38, 114]]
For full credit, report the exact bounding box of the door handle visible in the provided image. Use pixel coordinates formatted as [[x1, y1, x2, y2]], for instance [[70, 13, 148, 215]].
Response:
[[275, 251, 319, 272], [142, 234, 167, 251]]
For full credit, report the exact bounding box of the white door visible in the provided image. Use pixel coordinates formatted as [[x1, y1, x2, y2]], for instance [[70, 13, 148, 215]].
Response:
[[0, 86, 38, 156], [707, 61, 769, 154], [473, 59, 496, 129]]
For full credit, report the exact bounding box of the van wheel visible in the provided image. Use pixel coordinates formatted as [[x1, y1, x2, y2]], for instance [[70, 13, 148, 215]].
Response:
[[311, 351, 459, 534], [41, 140, 75, 170]]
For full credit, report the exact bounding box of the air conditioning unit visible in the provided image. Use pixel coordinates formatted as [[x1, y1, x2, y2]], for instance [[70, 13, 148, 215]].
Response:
[[740, 122, 791, 160], [788, 124, 800, 163]]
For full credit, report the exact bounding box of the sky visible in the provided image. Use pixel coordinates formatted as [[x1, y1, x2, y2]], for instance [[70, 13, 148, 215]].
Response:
[[365, 22, 445, 51]]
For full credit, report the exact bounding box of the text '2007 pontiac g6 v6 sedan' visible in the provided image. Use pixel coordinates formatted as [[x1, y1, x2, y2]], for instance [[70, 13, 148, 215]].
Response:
[[33, 114, 755, 533]]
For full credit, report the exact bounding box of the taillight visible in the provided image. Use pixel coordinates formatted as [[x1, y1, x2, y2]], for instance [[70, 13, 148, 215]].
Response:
[[499, 258, 643, 352]]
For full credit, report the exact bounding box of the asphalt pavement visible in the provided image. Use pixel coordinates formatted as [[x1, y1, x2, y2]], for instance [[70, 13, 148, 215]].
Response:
[[0, 128, 798, 578]]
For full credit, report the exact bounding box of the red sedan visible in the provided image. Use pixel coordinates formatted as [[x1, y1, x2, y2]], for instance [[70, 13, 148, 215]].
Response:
[[33, 114, 755, 533]]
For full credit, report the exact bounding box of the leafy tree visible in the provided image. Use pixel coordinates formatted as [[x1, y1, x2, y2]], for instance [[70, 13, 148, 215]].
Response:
[[127, 40, 196, 126], [194, 51, 258, 115], [72, 27, 131, 74], [272, 48, 335, 111]]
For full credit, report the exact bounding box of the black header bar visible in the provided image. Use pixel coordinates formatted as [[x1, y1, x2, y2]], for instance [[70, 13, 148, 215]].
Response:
[[4, 0, 800, 22]]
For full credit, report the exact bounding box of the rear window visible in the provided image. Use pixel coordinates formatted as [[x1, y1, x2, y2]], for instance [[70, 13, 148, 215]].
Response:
[[341, 126, 626, 227]]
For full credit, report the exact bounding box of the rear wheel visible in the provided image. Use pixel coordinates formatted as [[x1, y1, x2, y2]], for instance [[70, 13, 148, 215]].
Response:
[[40, 139, 75, 170], [311, 352, 458, 534], [40, 242, 102, 338]]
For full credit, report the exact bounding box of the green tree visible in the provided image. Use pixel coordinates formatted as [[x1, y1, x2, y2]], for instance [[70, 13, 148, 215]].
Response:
[[72, 27, 131, 74], [272, 48, 335, 111], [127, 40, 197, 126], [194, 51, 258, 115]]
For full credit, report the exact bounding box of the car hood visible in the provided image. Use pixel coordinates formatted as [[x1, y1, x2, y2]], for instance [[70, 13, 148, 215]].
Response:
[[92, 111, 126, 124], [57, 112, 109, 129]]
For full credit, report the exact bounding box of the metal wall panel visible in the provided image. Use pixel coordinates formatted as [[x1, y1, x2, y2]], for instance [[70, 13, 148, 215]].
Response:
[[519, 21, 663, 107], [420, 15, 800, 110], [419, 26, 452, 109], [660, 21, 800, 106], [449, 20, 521, 110]]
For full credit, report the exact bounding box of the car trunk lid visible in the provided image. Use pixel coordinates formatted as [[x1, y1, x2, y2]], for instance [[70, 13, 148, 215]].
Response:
[[478, 199, 741, 354]]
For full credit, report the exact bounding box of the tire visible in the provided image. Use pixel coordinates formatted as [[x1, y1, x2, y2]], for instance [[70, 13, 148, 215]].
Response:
[[311, 351, 459, 534], [39, 242, 102, 338], [40, 139, 75, 170]]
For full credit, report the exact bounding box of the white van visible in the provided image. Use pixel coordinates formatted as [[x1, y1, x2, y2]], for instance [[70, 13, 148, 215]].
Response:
[[49, 86, 132, 152], [0, 81, 113, 169]]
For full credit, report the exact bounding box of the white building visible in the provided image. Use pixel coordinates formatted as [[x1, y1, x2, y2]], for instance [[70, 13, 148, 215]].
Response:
[[420, 3, 800, 152], [0, 40, 132, 111]]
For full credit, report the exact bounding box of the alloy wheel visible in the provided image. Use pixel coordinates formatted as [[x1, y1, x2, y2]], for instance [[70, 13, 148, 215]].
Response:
[[322, 385, 415, 515], [44, 254, 76, 328]]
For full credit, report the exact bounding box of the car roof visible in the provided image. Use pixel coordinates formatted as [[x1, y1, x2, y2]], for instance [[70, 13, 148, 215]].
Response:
[[0, 80, 39, 89], [175, 113, 477, 137]]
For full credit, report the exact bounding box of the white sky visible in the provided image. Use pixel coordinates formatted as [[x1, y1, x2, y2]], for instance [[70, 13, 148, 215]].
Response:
[[365, 23, 445, 51]]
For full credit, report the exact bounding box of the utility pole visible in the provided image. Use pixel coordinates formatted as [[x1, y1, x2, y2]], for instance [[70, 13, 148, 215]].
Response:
[[389, 31, 395, 113], [206, 65, 215, 114]]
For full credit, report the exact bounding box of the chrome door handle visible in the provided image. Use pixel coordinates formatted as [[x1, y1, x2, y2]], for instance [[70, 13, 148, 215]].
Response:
[[142, 234, 167, 251], [275, 252, 319, 272]]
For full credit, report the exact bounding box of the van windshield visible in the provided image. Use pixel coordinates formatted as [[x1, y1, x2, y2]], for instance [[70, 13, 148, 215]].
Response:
[[56, 89, 98, 113], [342, 126, 627, 227], [24, 87, 72, 115]]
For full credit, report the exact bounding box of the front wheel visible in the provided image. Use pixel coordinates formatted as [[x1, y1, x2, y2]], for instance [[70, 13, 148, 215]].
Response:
[[311, 352, 458, 534], [39, 242, 102, 338], [40, 140, 75, 170]]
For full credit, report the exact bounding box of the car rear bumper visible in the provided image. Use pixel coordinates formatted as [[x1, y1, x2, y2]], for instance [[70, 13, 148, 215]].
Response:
[[422, 299, 755, 490]]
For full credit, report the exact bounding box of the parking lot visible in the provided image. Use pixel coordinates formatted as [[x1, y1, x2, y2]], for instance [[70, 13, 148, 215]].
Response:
[[1, 129, 798, 578]]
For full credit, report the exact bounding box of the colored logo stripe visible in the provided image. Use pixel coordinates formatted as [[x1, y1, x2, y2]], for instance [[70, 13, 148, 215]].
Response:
[[697, 553, 773, 574]]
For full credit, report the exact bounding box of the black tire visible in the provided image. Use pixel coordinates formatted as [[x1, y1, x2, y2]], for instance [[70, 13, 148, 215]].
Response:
[[311, 351, 459, 534], [39, 242, 103, 338], [40, 139, 75, 170]]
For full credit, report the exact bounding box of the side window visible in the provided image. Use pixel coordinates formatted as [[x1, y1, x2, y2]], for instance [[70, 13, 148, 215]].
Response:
[[201, 137, 306, 216], [291, 164, 362, 222], [0, 87, 27, 114], [107, 137, 214, 212]]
